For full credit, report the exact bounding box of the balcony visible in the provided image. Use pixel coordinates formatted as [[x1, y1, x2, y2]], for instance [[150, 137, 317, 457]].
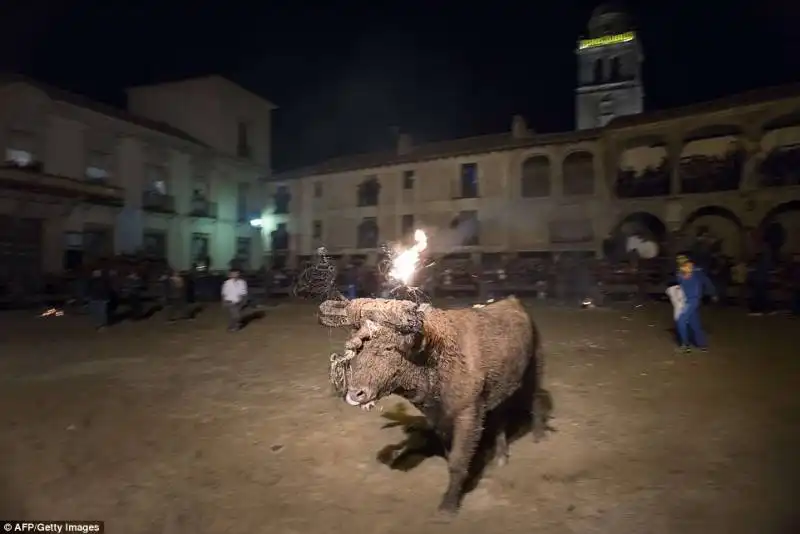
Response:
[[0, 164, 123, 206], [142, 191, 175, 213], [189, 198, 218, 218]]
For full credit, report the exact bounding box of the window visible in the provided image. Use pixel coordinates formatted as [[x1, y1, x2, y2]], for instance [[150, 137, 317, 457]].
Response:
[[401, 214, 414, 236], [236, 237, 251, 262], [237, 183, 250, 221], [403, 170, 415, 190], [146, 165, 168, 195], [143, 231, 167, 258], [313, 181, 323, 198], [452, 210, 479, 246], [191, 233, 210, 261], [459, 163, 479, 198], [271, 223, 289, 251], [85, 151, 111, 182], [562, 151, 596, 196], [593, 59, 603, 84], [521, 156, 551, 197], [357, 217, 379, 249], [357, 176, 380, 206], [5, 148, 33, 167], [609, 57, 621, 80], [5, 130, 37, 168], [237, 122, 251, 159], [274, 185, 291, 214], [312, 220, 323, 239]]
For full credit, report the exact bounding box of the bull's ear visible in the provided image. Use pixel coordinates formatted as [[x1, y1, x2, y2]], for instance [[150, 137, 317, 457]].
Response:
[[318, 300, 354, 328]]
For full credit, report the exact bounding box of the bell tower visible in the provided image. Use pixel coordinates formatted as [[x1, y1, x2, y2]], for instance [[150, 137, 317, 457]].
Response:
[[575, 3, 644, 130]]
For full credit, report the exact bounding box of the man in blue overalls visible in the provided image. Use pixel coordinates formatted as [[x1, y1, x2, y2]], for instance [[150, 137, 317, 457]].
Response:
[[675, 254, 717, 353]]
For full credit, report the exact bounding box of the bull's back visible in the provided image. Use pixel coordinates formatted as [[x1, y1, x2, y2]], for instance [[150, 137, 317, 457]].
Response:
[[451, 297, 536, 408]]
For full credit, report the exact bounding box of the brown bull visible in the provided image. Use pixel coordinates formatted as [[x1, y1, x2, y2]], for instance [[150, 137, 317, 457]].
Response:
[[319, 296, 549, 514]]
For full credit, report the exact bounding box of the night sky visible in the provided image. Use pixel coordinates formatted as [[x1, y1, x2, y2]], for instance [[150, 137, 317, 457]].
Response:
[[4, 0, 800, 171]]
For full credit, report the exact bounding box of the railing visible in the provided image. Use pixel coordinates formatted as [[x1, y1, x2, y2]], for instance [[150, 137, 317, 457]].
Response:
[[142, 192, 175, 213], [189, 199, 218, 218]]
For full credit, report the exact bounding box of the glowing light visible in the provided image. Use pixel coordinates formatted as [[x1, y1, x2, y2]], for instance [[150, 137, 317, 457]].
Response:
[[249, 218, 264, 228], [40, 308, 64, 317], [578, 31, 635, 50], [388, 229, 428, 285]]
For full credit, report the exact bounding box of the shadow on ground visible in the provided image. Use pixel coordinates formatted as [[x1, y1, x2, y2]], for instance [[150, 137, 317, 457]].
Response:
[[376, 388, 555, 496]]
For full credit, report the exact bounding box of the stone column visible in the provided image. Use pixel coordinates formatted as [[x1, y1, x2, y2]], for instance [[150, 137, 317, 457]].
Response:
[[667, 134, 682, 196]]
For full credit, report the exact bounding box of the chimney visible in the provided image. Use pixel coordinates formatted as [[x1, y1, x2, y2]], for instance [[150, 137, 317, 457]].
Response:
[[397, 133, 413, 155], [511, 115, 531, 139]]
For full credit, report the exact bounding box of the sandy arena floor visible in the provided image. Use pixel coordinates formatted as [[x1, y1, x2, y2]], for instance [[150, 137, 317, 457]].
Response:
[[0, 300, 797, 534]]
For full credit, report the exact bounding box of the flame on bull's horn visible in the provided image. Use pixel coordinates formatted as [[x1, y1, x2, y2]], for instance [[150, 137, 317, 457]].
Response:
[[388, 229, 428, 285]]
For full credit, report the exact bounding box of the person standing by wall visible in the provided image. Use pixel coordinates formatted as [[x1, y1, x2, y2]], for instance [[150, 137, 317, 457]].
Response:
[[87, 269, 110, 331], [221, 267, 248, 332], [674, 254, 717, 353], [165, 270, 189, 323]]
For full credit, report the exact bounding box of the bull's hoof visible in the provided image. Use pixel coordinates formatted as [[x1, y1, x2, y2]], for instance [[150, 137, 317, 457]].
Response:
[[495, 453, 509, 467], [437, 499, 460, 517], [532, 425, 547, 443]]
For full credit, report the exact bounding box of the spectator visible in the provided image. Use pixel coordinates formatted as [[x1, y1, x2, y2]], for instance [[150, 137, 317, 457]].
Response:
[[87, 269, 111, 331], [221, 267, 248, 332]]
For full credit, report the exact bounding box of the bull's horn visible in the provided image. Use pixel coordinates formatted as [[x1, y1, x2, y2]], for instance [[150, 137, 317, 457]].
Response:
[[318, 300, 353, 328]]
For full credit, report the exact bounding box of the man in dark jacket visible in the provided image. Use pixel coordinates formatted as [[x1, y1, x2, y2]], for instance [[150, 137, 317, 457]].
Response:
[[87, 269, 111, 330]]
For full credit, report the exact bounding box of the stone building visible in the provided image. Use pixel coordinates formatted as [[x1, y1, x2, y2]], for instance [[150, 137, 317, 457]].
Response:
[[266, 5, 800, 268], [0, 74, 275, 290]]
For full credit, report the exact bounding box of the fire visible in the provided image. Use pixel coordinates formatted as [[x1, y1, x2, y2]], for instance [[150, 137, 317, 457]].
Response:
[[40, 308, 64, 317], [389, 229, 428, 285]]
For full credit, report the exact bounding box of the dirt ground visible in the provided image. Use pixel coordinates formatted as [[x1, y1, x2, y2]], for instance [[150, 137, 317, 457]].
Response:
[[0, 300, 798, 534]]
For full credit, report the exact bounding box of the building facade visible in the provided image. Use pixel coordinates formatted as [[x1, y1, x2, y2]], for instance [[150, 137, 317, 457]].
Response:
[[268, 88, 800, 268], [0, 74, 275, 290]]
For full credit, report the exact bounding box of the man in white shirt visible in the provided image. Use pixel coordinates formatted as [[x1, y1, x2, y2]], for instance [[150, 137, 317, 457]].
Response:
[[221, 267, 248, 331]]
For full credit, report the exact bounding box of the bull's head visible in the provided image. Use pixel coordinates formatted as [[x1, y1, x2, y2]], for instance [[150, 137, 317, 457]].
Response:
[[319, 298, 433, 408]]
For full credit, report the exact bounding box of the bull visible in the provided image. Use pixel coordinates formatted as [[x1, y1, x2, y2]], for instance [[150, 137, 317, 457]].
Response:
[[318, 296, 549, 514]]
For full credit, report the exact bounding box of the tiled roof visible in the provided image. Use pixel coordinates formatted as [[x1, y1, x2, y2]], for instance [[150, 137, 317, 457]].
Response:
[[275, 82, 800, 181], [608, 83, 800, 129], [0, 73, 207, 146], [274, 128, 602, 180]]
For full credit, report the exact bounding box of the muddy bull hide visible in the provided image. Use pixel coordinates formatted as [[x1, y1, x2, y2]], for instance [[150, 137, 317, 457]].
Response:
[[318, 296, 549, 514]]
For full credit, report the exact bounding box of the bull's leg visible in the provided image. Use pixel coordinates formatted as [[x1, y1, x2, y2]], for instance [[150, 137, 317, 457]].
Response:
[[532, 390, 548, 443], [438, 406, 484, 515], [493, 412, 509, 467]]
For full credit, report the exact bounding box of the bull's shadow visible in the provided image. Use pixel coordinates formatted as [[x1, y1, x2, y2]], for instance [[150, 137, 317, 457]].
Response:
[[376, 388, 554, 494]]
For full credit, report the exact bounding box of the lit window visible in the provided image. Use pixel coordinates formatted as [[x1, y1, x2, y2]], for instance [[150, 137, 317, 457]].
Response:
[[5, 148, 33, 167], [152, 180, 167, 195], [86, 167, 109, 181]]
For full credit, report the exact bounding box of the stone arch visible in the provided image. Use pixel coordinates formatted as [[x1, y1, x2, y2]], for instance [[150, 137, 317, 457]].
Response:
[[562, 150, 595, 196], [756, 200, 800, 256], [604, 211, 667, 260], [520, 154, 551, 197], [758, 111, 800, 188], [680, 124, 744, 193], [615, 137, 670, 198], [680, 205, 745, 260]]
